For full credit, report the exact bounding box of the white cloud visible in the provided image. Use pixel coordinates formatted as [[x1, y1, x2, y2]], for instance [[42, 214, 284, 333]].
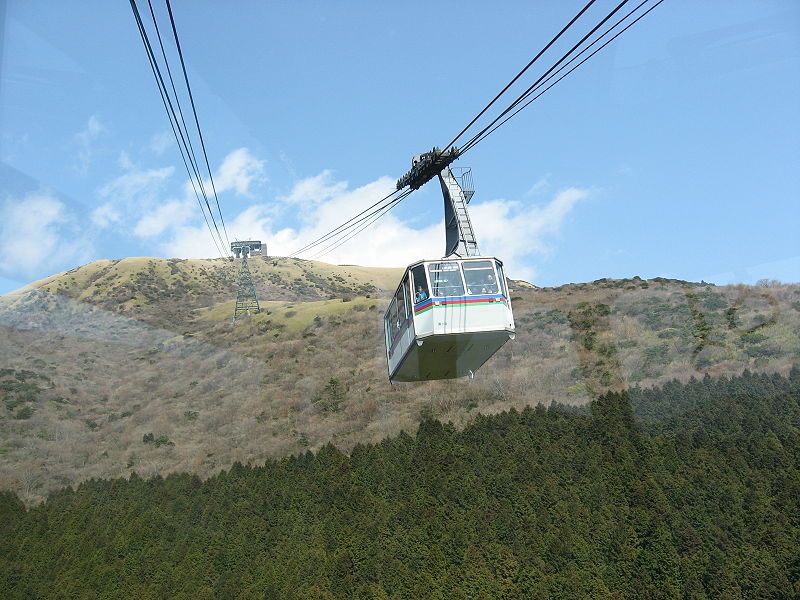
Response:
[[118, 151, 135, 171], [467, 187, 587, 280], [74, 115, 106, 174], [92, 147, 263, 249], [98, 165, 174, 205], [90, 202, 121, 229], [0, 192, 86, 278], [525, 174, 550, 196], [149, 130, 173, 156], [163, 204, 274, 258], [269, 174, 586, 281], [158, 171, 588, 282], [210, 147, 266, 196], [278, 169, 346, 205], [93, 163, 174, 232], [134, 200, 194, 238]]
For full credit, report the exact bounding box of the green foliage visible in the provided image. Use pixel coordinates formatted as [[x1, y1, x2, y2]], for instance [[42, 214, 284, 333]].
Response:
[[13, 406, 34, 420], [312, 377, 346, 413], [567, 303, 606, 351], [725, 306, 739, 328], [154, 435, 174, 448], [0, 370, 43, 411], [1, 370, 799, 599], [142, 433, 174, 448]]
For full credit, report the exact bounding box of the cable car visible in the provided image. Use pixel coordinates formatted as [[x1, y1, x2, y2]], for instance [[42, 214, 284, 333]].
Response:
[[385, 256, 515, 382], [384, 148, 515, 382]]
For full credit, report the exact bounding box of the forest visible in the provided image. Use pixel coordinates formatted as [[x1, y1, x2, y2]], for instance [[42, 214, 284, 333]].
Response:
[[2, 368, 799, 599]]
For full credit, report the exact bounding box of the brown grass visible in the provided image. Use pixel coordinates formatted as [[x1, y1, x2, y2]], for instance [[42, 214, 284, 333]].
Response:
[[1, 261, 798, 504]]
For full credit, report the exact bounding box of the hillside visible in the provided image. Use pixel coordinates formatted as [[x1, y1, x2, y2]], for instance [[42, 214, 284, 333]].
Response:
[[2, 371, 799, 599], [1, 257, 799, 502]]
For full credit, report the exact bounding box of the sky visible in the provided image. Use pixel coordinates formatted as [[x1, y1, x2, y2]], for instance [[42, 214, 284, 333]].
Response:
[[0, 0, 798, 295]]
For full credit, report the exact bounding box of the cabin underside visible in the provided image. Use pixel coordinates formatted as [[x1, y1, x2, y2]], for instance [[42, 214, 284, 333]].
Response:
[[389, 330, 513, 382]]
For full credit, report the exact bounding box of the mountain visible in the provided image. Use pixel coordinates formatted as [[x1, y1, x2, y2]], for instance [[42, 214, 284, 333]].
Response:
[[1, 256, 798, 502]]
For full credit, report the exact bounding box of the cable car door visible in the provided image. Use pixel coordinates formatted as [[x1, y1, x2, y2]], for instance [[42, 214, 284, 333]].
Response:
[[427, 261, 466, 334]]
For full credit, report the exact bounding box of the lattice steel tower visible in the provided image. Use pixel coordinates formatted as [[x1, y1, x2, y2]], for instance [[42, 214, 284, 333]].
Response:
[[231, 240, 263, 321]]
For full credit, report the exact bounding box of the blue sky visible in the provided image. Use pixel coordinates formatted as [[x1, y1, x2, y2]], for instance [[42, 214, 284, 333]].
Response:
[[1, 0, 798, 294]]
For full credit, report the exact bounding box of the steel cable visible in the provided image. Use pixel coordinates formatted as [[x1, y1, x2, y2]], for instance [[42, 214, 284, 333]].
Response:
[[165, 0, 231, 248], [461, 0, 666, 155], [129, 0, 226, 258]]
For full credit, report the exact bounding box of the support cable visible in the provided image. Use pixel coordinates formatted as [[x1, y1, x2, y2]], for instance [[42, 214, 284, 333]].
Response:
[[288, 188, 406, 257], [311, 190, 411, 260], [292, 0, 666, 259], [457, 0, 632, 154], [165, 0, 231, 248], [141, 0, 228, 254], [145, 0, 214, 234], [461, 0, 666, 155], [441, 0, 598, 152], [129, 0, 226, 258]]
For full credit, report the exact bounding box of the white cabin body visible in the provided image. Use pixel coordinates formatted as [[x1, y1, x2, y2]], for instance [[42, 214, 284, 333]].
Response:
[[384, 256, 515, 382]]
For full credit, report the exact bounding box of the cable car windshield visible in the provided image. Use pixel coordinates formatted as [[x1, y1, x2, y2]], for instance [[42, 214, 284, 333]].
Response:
[[463, 260, 499, 295], [427, 262, 465, 297]]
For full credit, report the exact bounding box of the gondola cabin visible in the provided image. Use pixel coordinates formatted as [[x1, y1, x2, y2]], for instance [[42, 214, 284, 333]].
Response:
[[384, 256, 515, 382]]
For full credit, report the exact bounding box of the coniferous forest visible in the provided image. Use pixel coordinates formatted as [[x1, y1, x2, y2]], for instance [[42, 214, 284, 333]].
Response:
[[2, 369, 799, 599]]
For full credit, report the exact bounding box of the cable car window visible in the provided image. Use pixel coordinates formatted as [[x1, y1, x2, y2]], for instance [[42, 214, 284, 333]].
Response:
[[388, 298, 398, 336], [384, 306, 395, 349], [403, 277, 412, 317], [427, 262, 465, 297], [495, 261, 508, 297], [411, 265, 429, 304], [394, 286, 406, 325], [462, 260, 499, 295]]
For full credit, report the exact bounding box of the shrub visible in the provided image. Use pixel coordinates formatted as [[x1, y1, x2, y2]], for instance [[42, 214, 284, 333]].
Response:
[[154, 435, 174, 448], [312, 378, 346, 413], [14, 406, 34, 420]]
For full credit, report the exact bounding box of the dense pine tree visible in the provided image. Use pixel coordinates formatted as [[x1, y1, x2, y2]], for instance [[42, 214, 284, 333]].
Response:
[[1, 369, 799, 598]]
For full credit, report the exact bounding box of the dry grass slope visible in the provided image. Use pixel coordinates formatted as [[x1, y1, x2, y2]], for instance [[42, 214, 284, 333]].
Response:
[[1, 259, 798, 503]]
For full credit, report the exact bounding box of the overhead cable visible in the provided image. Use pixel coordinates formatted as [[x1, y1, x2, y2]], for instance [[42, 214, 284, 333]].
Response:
[[292, 0, 666, 259], [144, 0, 215, 223], [311, 191, 412, 260], [165, 0, 231, 248], [129, 0, 226, 258], [288, 188, 407, 257], [461, 0, 666, 154], [144, 0, 228, 252], [441, 0, 599, 152], [457, 0, 633, 154]]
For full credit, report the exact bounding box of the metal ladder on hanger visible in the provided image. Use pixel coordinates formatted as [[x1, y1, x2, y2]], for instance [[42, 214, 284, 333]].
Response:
[[439, 166, 480, 257]]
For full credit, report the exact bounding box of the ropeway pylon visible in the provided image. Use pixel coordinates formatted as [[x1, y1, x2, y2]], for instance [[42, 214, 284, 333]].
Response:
[[232, 245, 261, 321]]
